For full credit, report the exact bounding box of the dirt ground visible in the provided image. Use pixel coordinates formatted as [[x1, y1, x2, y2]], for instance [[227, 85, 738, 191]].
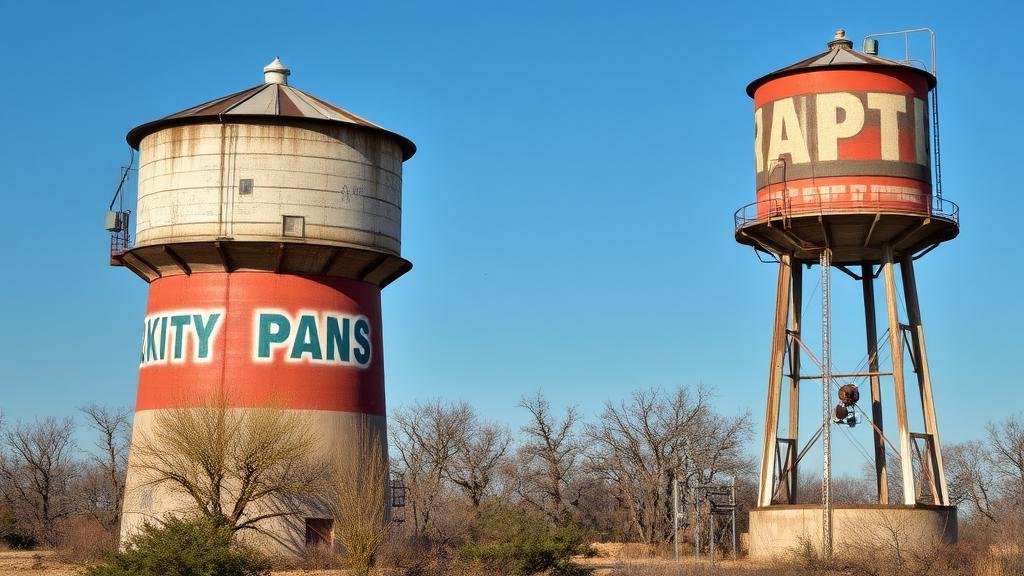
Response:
[[0, 549, 749, 576], [0, 551, 78, 576], [0, 550, 350, 576]]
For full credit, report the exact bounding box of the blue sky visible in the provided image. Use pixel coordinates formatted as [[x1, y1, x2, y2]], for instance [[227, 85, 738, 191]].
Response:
[[0, 1, 1019, 476]]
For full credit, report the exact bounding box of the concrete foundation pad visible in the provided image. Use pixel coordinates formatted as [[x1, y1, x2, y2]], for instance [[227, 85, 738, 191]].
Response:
[[748, 504, 957, 559]]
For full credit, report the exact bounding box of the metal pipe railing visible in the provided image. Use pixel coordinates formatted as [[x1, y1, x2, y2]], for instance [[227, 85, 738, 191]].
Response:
[[734, 192, 959, 231]]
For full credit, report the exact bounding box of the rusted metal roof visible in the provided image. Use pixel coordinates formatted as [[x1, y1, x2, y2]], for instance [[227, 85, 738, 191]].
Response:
[[127, 61, 416, 159], [746, 30, 936, 96]]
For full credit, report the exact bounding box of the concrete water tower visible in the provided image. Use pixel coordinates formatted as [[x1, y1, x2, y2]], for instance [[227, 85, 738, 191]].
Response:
[[110, 58, 414, 552], [734, 30, 958, 558]]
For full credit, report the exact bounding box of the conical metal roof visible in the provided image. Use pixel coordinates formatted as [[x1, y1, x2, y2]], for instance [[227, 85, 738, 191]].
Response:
[[746, 29, 936, 96], [126, 59, 416, 160]]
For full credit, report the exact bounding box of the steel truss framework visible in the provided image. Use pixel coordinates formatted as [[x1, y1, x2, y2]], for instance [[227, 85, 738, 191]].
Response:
[[756, 246, 950, 518]]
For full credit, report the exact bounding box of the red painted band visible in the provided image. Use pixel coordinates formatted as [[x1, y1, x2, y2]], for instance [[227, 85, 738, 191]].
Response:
[[755, 176, 931, 219], [753, 69, 929, 107], [135, 272, 385, 415]]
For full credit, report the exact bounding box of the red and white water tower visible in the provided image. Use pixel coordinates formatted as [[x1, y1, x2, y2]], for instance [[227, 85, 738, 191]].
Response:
[[108, 58, 414, 552], [734, 30, 958, 557]]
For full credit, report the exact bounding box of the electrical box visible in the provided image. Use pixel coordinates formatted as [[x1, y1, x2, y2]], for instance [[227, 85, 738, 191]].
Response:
[[105, 211, 121, 232]]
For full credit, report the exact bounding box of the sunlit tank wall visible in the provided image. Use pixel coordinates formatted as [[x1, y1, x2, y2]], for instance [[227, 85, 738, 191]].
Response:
[[119, 271, 391, 554], [751, 68, 933, 218], [134, 123, 404, 255], [120, 410, 388, 555]]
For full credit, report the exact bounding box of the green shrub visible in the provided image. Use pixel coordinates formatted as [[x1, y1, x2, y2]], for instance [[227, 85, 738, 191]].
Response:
[[83, 516, 269, 576], [456, 505, 592, 576]]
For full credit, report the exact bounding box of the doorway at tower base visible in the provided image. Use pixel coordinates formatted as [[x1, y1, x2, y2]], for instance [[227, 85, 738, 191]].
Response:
[[747, 505, 957, 559]]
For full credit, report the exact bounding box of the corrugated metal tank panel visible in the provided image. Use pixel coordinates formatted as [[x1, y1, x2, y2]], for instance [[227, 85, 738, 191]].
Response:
[[134, 123, 404, 255]]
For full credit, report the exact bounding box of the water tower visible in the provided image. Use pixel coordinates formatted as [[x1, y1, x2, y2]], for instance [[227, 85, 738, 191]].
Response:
[[109, 58, 414, 553], [734, 30, 958, 557]]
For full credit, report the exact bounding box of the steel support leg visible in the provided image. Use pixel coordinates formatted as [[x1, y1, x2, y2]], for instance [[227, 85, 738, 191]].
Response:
[[900, 255, 949, 505], [757, 255, 792, 507], [862, 264, 889, 504], [785, 261, 802, 503], [883, 245, 916, 504]]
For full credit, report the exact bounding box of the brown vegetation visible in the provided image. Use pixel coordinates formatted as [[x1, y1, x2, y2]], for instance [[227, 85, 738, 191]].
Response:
[[332, 418, 392, 576], [130, 392, 329, 533], [0, 391, 1022, 576]]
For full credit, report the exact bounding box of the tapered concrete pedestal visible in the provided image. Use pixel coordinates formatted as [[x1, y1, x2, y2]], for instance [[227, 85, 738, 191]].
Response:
[[747, 505, 957, 559]]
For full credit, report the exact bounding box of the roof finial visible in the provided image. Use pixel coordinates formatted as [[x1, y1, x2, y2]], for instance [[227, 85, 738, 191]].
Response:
[[263, 57, 291, 85], [827, 28, 854, 50]]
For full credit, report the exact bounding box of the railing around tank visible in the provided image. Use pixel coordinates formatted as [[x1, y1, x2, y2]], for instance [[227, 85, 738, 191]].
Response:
[[734, 192, 959, 232]]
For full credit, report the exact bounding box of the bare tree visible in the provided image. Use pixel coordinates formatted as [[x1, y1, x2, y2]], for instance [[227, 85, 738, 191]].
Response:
[[0, 417, 78, 546], [390, 400, 472, 538], [130, 394, 327, 533], [513, 393, 583, 523], [78, 405, 131, 531], [333, 418, 391, 576], [945, 440, 998, 522], [447, 418, 511, 508], [586, 386, 751, 545], [986, 414, 1024, 503]]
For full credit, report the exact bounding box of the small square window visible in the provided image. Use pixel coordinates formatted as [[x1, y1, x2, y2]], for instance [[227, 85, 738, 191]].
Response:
[[239, 179, 254, 195], [283, 215, 305, 238]]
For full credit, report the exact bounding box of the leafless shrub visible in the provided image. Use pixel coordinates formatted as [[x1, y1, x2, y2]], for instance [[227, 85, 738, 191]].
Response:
[[130, 391, 328, 534], [333, 418, 391, 576], [53, 516, 116, 564]]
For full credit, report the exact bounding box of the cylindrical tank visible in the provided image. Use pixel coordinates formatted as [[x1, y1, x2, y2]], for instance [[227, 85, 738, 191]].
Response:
[[735, 30, 958, 263], [116, 59, 414, 554]]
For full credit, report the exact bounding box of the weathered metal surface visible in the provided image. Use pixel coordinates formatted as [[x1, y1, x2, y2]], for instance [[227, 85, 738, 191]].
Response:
[[126, 80, 415, 159], [882, 244, 917, 505], [740, 33, 959, 553], [738, 30, 957, 262], [757, 255, 791, 508], [132, 123, 405, 260], [900, 256, 949, 505], [131, 272, 385, 413], [784, 262, 802, 504], [117, 61, 415, 555], [746, 30, 936, 97], [861, 265, 889, 504]]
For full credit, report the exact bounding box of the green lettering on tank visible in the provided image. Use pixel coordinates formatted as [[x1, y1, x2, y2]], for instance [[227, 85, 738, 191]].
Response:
[[157, 317, 168, 361], [146, 317, 159, 363], [169, 315, 192, 360], [193, 313, 221, 360], [325, 316, 350, 362], [257, 313, 290, 359], [353, 317, 371, 366], [290, 314, 323, 360]]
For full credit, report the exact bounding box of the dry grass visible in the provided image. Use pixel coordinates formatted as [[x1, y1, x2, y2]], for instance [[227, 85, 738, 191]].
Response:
[[0, 551, 78, 576], [52, 518, 116, 565], [1, 538, 1021, 576]]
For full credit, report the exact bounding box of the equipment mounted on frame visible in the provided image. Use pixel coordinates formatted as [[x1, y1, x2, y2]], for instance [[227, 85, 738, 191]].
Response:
[[106, 147, 135, 264]]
